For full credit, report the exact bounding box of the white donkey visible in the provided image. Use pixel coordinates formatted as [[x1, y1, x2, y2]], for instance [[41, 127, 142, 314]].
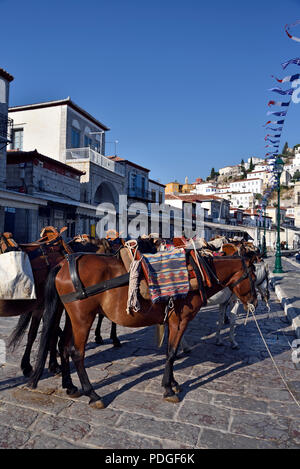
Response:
[[181, 261, 270, 351]]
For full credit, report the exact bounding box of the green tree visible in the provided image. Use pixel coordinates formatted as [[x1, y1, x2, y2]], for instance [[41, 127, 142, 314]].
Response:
[[210, 167, 216, 179], [249, 157, 255, 171], [282, 142, 289, 156], [293, 170, 300, 181]]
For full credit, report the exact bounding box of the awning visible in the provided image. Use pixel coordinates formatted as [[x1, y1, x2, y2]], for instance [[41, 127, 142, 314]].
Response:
[[0, 189, 47, 210]]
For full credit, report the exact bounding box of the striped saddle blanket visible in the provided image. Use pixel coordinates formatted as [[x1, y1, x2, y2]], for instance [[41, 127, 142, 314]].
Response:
[[141, 248, 189, 303]]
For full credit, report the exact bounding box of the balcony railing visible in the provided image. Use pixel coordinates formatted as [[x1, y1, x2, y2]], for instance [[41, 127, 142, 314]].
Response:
[[65, 147, 125, 177], [0, 113, 13, 143]]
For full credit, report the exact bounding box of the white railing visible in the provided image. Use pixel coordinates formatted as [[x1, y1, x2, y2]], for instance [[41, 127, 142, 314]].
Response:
[[65, 147, 125, 177]]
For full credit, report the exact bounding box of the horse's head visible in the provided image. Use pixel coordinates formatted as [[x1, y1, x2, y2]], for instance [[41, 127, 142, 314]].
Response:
[[137, 236, 158, 254], [231, 258, 257, 310]]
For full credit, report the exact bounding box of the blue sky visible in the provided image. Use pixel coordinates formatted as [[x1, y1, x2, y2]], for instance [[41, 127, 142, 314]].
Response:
[[2, 0, 300, 184]]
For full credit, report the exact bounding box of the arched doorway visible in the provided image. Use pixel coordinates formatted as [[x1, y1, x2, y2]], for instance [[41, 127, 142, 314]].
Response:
[[93, 182, 119, 210]]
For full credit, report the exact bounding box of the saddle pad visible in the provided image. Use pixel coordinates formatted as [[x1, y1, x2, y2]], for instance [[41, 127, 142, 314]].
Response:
[[142, 248, 189, 303], [0, 251, 36, 300]]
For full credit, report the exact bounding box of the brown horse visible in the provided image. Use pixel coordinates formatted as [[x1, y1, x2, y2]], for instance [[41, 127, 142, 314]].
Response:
[[2, 227, 72, 376], [28, 251, 257, 408], [7, 231, 115, 376]]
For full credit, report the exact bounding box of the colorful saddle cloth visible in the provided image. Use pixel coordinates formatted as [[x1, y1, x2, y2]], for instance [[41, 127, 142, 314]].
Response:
[[141, 248, 189, 303]]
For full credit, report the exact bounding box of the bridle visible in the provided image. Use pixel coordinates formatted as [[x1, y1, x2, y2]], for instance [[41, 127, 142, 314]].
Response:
[[227, 256, 256, 302]]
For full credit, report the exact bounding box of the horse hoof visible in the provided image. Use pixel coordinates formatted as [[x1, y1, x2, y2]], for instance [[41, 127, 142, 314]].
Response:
[[113, 341, 122, 348], [89, 399, 106, 409], [164, 394, 180, 403], [172, 385, 182, 394], [231, 344, 239, 350], [95, 337, 104, 345], [22, 366, 33, 378], [48, 364, 62, 376], [66, 387, 82, 398], [26, 380, 37, 390]]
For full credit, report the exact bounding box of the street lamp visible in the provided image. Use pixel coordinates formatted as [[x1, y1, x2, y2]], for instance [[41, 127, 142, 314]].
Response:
[[273, 156, 284, 273]]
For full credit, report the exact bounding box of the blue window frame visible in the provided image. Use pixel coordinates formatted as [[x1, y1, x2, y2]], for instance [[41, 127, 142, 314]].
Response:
[[71, 127, 81, 148]]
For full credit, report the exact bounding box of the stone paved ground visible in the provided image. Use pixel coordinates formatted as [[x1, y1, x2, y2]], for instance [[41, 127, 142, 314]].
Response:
[[0, 288, 299, 449]]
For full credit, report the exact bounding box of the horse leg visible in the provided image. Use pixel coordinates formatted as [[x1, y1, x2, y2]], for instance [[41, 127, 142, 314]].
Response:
[[58, 314, 81, 398], [162, 315, 190, 403], [95, 314, 104, 344], [69, 311, 105, 408], [229, 300, 240, 350], [48, 308, 63, 375], [216, 304, 226, 346], [110, 322, 121, 348], [21, 312, 42, 377]]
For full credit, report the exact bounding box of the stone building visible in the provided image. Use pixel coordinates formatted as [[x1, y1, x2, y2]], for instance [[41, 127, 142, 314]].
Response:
[[5, 149, 84, 241], [8, 98, 127, 235]]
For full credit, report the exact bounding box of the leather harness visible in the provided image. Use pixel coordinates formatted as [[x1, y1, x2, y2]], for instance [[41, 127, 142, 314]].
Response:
[[59, 248, 256, 305]]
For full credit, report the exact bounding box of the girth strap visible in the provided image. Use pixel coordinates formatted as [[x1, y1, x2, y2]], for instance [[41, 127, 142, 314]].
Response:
[[60, 252, 130, 303]]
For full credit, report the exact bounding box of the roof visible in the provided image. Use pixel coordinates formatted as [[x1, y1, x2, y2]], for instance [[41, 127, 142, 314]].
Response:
[[0, 68, 14, 82], [248, 170, 267, 174], [9, 97, 110, 131], [148, 178, 165, 188], [108, 155, 150, 173], [230, 178, 262, 183], [165, 193, 225, 203], [7, 150, 85, 176]]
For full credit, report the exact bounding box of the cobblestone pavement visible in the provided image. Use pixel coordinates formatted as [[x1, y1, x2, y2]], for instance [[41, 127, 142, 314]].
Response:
[[0, 288, 299, 449]]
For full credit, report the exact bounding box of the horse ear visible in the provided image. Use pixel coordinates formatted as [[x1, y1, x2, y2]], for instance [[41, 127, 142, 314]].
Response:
[[59, 227, 68, 235]]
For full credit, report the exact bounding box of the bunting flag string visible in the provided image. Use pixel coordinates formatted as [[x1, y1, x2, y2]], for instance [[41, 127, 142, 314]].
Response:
[[272, 73, 300, 83], [285, 21, 300, 42], [281, 57, 300, 69], [263, 119, 285, 126], [258, 20, 300, 222], [266, 110, 288, 116], [267, 100, 290, 107], [268, 87, 293, 95], [264, 134, 281, 139]]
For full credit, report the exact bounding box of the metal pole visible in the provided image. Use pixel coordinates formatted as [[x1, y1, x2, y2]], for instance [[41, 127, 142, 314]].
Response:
[[262, 206, 267, 258], [273, 175, 283, 273]]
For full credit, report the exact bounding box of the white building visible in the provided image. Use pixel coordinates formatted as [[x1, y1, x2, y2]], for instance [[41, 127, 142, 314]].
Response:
[[219, 165, 241, 177], [229, 178, 263, 195], [8, 97, 110, 163], [192, 182, 217, 195]]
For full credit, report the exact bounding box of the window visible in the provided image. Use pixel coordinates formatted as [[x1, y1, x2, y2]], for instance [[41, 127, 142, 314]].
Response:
[[71, 127, 81, 148], [159, 192, 163, 204], [141, 176, 145, 195], [12, 128, 23, 150], [84, 135, 92, 148], [130, 172, 137, 189]]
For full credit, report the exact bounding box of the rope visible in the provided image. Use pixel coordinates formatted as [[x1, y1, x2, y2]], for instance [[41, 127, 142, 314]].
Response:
[[126, 259, 141, 314], [250, 308, 300, 409]]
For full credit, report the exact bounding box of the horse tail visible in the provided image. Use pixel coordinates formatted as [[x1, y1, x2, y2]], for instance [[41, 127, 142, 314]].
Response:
[[7, 311, 32, 351], [155, 324, 165, 348], [27, 265, 61, 389]]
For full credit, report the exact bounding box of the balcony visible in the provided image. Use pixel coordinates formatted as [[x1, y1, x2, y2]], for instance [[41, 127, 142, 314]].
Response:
[[65, 147, 125, 177], [0, 113, 13, 144], [128, 186, 152, 201]]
